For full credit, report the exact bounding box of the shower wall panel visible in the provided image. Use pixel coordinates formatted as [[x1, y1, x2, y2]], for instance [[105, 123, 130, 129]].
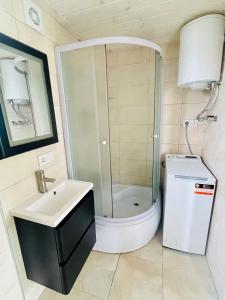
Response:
[[106, 45, 155, 187]]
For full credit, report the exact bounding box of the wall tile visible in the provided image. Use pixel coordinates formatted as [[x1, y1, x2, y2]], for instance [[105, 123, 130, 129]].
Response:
[[179, 124, 206, 145], [0, 0, 14, 15], [117, 46, 149, 66], [54, 106, 63, 135], [107, 45, 151, 65], [35, 139, 66, 170], [0, 3, 74, 300], [119, 125, 148, 143], [109, 107, 119, 124], [202, 68, 225, 299], [164, 59, 178, 83], [106, 48, 118, 67], [178, 144, 203, 156], [0, 9, 18, 38], [107, 45, 154, 186], [16, 20, 46, 50], [160, 143, 179, 160], [44, 161, 68, 182], [164, 82, 182, 104], [107, 87, 118, 106], [117, 63, 152, 85], [160, 41, 206, 162], [163, 104, 182, 125], [50, 74, 60, 107], [0, 210, 24, 300], [119, 106, 148, 125], [147, 126, 154, 143], [0, 151, 38, 191], [111, 158, 119, 175], [42, 11, 57, 42], [160, 42, 225, 299], [119, 174, 147, 186], [107, 66, 117, 87], [12, 0, 26, 23], [181, 103, 206, 121], [182, 89, 210, 104], [161, 125, 180, 144], [148, 48, 155, 63], [55, 23, 76, 45], [146, 160, 153, 178], [112, 173, 120, 183], [118, 84, 150, 106], [120, 159, 146, 177], [146, 143, 154, 161], [110, 125, 119, 142], [162, 41, 179, 60], [110, 142, 119, 158], [7, 222, 29, 290], [0, 176, 37, 227], [119, 143, 147, 160], [147, 106, 154, 124]]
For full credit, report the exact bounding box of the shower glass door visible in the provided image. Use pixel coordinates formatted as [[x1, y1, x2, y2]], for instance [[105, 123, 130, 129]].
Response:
[[152, 52, 162, 203], [60, 42, 161, 219], [105, 44, 156, 217], [60, 45, 112, 217]]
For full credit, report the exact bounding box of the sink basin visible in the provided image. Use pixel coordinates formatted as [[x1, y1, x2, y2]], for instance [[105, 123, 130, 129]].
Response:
[[11, 180, 93, 227]]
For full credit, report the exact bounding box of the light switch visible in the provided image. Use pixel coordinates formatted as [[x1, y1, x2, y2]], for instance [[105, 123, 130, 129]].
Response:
[[38, 152, 54, 167]]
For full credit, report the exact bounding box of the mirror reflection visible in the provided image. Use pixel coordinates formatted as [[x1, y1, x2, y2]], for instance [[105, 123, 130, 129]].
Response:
[[0, 43, 53, 147]]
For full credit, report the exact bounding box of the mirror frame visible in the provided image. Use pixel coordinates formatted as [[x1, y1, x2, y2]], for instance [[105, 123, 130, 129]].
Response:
[[0, 32, 58, 159]]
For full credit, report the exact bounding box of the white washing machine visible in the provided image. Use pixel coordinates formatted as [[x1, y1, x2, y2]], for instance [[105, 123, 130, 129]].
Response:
[[163, 154, 216, 255]]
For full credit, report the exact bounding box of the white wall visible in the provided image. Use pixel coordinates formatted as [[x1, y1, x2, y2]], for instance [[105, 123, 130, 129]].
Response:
[[161, 41, 225, 299], [202, 66, 225, 300], [162, 40, 225, 300], [161, 41, 209, 159], [160, 40, 225, 299], [0, 4, 223, 298], [0, 1, 76, 300], [0, 208, 24, 300]]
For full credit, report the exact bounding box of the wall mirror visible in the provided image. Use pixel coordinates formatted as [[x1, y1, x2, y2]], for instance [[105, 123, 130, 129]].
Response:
[[0, 32, 58, 159]]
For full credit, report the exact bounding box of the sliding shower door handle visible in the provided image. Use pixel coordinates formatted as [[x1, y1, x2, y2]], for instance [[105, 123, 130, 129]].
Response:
[[101, 140, 108, 145]]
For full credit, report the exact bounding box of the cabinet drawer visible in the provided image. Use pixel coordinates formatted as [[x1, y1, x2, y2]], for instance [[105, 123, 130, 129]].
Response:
[[55, 190, 94, 263], [60, 220, 96, 294]]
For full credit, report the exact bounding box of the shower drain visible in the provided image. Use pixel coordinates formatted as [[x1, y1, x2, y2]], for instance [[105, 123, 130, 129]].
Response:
[[134, 203, 139, 206]]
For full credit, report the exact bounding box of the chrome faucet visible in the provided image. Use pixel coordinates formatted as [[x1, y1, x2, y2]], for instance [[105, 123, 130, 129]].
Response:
[[35, 170, 56, 193]]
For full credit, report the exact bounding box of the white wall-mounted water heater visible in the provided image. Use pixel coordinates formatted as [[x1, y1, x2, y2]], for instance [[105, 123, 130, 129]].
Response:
[[0, 58, 29, 104], [178, 14, 225, 90]]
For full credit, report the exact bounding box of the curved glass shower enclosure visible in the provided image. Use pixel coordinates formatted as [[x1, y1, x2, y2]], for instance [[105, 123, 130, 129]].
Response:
[[57, 39, 162, 221]]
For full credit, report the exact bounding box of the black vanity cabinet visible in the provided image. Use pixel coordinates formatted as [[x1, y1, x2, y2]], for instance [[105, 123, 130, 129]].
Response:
[[14, 190, 96, 295]]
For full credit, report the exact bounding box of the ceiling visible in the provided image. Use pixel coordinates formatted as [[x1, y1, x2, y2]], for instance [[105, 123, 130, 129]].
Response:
[[42, 0, 225, 44]]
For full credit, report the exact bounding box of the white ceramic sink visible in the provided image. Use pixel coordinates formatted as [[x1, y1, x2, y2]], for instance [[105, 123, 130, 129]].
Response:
[[11, 180, 93, 227]]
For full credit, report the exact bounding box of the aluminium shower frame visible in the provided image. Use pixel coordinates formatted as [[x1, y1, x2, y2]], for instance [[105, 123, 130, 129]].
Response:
[[55, 36, 163, 201]]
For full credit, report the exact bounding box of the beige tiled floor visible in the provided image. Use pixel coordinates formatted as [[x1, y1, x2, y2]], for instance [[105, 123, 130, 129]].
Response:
[[38, 229, 218, 300]]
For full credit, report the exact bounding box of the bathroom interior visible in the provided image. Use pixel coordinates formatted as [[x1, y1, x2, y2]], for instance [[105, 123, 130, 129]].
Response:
[[0, 1, 225, 300]]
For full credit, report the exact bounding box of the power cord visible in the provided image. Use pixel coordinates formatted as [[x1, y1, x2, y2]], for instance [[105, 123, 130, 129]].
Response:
[[185, 121, 193, 155]]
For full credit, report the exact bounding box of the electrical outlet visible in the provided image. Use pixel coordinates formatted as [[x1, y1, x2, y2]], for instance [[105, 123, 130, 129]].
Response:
[[38, 152, 54, 167], [183, 119, 198, 128]]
